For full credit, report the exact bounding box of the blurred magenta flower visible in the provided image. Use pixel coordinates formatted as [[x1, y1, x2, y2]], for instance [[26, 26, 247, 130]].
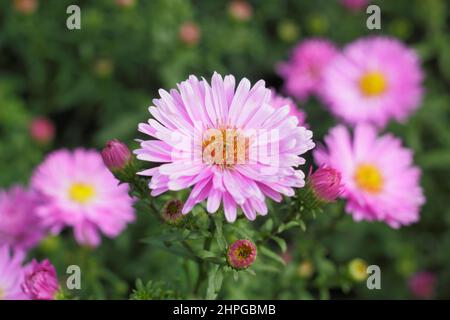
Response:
[[29, 117, 55, 144], [340, 0, 369, 11], [0, 246, 28, 300], [22, 259, 59, 300], [227, 239, 257, 269], [270, 89, 307, 126], [322, 36, 423, 128], [308, 165, 343, 202], [314, 124, 424, 227], [135, 72, 315, 222], [179, 21, 201, 46], [101, 139, 132, 171], [408, 271, 437, 299], [0, 186, 46, 251], [277, 38, 337, 101], [229, 0, 253, 21], [31, 149, 135, 247]]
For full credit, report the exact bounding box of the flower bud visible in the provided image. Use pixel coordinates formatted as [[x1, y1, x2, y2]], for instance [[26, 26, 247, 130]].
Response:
[[115, 0, 135, 8], [309, 166, 343, 203], [179, 21, 201, 46], [340, 0, 369, 11], [408, 271, 437, 299], [22, 259, 59, 300], [162, 199, 184, 225], [30, 117, 55, 144], [101, 140, 132, 171], [348, 258, 368, 282], [227, 239, 257, 270]]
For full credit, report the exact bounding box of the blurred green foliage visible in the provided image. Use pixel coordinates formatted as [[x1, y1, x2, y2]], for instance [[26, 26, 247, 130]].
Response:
[[0, 0, 449, 299]]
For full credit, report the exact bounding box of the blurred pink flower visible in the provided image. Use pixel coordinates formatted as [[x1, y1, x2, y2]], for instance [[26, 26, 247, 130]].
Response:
[[30, 117, 55, 144], [270, 89, 307, 126], [277, 38, 338, 101], [22, 259, 59, 300], [13, 0, 38, 14], [408, 271, 437, 299], [227, 239, 257, 269], [0, 186, 46, 251], [0, 246, 28, 300], [322, 36, 423, 128], [229, 0, 253, 21], [309, 165, 343, 202], [314, 124, 424, 227], [31, 149, 135, 247], [135, 72, 315, 222], [179, 21, 201, 46], [340, 0, 369, 11]]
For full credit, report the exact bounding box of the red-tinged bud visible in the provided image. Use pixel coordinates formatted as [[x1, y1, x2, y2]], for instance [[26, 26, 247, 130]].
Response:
[[179, 21, 201, 46], [227, 239, 257, 270], [309, 165, 344, 203], [30, 117, 55, 144], [101, 140, 132, 171]]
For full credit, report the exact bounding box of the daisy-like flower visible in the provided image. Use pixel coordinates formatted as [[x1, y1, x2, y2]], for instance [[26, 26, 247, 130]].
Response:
[[135, 72, 315, 222], [322, 36, 423, 127], [0, 186, 46, 251], [314, 124, 424, 228], [0, 246, 28, 300], [31, 149, 135, 247], [270, 89, 307, 126], [227, 239, 257, 269], [277, 39, 338, 100]]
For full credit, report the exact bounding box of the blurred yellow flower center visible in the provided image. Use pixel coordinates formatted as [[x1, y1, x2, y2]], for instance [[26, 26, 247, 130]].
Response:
[[349, 259, 368, 282], [202, 128, 249, 166], [354, 164, 383, 194], [359, 71, 387, 96], [0, 287, 4, 299], [69, 183, 96, 204]]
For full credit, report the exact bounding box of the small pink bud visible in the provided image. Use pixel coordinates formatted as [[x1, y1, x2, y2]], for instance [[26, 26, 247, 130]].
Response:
[[101, 140, 132, 171], [22, 259, 59, 300], [29, 117, 55, 144], [408, 272, 437, 299], [229, 0, 253, 21], [309, 166, 344, 202], [227, 239, 257, 270], [162, 199, 184, 225], [179, 22, 201, 46]]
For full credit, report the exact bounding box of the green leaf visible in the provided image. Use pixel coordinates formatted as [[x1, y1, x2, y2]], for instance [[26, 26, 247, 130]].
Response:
[[270, 236, 287, 253], [259, 246, 286, 266]]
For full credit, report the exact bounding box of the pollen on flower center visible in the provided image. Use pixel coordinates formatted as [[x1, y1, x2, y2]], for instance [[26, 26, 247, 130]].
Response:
[[69, 183, 96, 204], [354, 164, 384, 194], [202, 128, 249, 166], [359, 71, 387, 96]]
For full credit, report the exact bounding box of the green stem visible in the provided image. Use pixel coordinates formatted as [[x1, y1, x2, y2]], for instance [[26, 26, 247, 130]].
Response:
[[193, 216, 215, 296]]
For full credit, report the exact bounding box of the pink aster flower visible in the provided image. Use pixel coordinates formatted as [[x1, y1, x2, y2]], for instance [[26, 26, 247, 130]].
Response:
[[277, 38, 338, 101], [135, 72, 315, 222], [408, 271, 437, 300], [0, 186, 46, 251], [270, 89, 307, 126], [31, 149, 135, 247], [314, 124, 424, 228], [227, 239, 257, 269], [0, 246, 28, 300], [322, 36, 423, 127], [22, 259, 59, 300]]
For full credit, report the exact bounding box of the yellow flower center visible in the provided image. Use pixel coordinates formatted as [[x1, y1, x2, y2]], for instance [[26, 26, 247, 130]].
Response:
[[202, 128, 249, 166], [349, 259, 368, 282], [354, 164, 384, 194], [359, 71, 387, 96], [69, 183, 96, 204], [0, 287, 4, 300]]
